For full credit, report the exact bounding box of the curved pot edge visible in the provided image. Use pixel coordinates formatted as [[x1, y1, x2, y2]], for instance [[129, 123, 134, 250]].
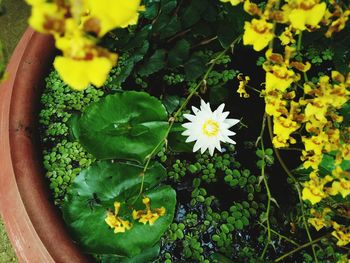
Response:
[[0, 28, 89, 263]]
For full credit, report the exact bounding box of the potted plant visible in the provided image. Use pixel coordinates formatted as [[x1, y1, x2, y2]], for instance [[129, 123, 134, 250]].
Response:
[[1, 0, 350, 262]]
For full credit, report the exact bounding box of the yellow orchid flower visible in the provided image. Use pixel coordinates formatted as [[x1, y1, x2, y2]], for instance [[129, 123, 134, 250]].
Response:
[[283, 0, 327, 31], [54, 56, 116, 91], [302, 172, 333, 205], [265, 64, 298, 93], [332, 222, 350, 247], [243, 19, 274, 51], [132, 197, 166, 225], [27, 1, 65, 34], [84, 0, 143, 36], [53, 20, 118, 90], [308, 208, 331, 231], [105, 201, 132, 234]]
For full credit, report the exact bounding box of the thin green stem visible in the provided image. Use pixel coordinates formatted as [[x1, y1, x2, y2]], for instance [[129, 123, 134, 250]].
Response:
[[268, 0, 280, 50], [274, 234, 330, 262], [261, 158, 272, 259], [256, 113, 272, 260], [245, 84, 261, 94], [133, 36, 242, 203], [257, 222, 300, 247], [255, 113, 267, 147], [267, 116, 299, 184], [278, 147, 303, 152], [297, 32, 303, 53], [296, 183, 318, 263], [267, 116, 318, 263], [296, 31, 309, 83]]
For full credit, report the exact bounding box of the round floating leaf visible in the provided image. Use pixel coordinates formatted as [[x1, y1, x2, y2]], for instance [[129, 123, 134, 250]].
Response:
[[99, 243, 160, 263], [168, 123, 194, 153], [77, 91, 169, 163], [62, 161, 176, 257]]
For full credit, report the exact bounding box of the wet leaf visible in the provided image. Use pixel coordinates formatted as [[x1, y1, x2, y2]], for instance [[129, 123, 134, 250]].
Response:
[[168, 123, 194, 153], [138, 49, 166, 77], [168, 39, 190, 67], [62, 161, 176, 257], [77, 91, 169, 163]]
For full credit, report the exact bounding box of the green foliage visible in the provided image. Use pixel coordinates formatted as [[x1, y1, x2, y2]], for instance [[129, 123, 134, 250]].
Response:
[[302, 27, 350, 73], [76, 91, 169, 163], [256, 148, 274, 168], [43, 140, 95, 202], [98, 244, 160, 263], [301, 242, 349, 263], [40, 71, 104, 140], [38, 0, 350, 261], [159, 145, 266, 262], [168, 123, 194, 153], [138, 49, 166, 77], [294, 153, 350, 180], [102, 0, 245, 86], [62, 161, 176, 257], [168, 40, 190, 68], [163, 73, 185, 86], [40, 71, 104, 202]]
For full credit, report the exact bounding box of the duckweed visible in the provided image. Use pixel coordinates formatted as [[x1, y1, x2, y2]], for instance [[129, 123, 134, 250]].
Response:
[[39, 70, 104, 203]]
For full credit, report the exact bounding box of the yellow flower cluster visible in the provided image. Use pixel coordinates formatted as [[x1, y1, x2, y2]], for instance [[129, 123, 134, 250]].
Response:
[[132, 197, 166, 225], [308, 207, 331, 231], [308, 208, 350, 247], [105, 201, 132, 234], [302, 172, 333, 205], [228, 0, 350, 179], [222, 0, 348, 51], [302, 165, 350, 246], [105, 197, 166, 234], [221, 0, 350, 248], [332, 223, 350, 247], [322, 1, 350, 38], [300, 72, 350, 170], [26, 0, 143, 90]]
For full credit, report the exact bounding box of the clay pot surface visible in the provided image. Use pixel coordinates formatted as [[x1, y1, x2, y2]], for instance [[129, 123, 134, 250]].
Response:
[[0, 28, 89, 263]]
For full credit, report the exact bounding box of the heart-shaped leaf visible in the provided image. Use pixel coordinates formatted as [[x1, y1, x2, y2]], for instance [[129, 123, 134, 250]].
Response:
[[76, 91, 169, 163], [62, 161, 176, 257]]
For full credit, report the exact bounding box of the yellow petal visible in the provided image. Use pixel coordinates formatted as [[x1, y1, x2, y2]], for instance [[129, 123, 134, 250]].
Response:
[[243, 19, 274, 51], [85, 0, 142, 36], [26, 0, 45, 5], [54, 56, 115, 90], [289, 9, 308, 30], [220, 0, 243, 5], [28, 2, 64, 33], [306, 3, 327, 28]]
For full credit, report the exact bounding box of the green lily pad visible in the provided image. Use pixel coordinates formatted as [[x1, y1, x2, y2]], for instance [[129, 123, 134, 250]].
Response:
[[77, 91, 169, 163], [62, 161, 176, 257], [168, 123, 194, 153], [99, 244, 160, 263]]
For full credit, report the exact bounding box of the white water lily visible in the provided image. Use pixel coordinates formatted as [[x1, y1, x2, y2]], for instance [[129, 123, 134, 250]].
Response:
[[182, 100, 240, 156]]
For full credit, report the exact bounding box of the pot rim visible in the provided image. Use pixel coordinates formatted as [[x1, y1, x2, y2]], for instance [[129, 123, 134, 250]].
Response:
[[0, 28, 89, 263]]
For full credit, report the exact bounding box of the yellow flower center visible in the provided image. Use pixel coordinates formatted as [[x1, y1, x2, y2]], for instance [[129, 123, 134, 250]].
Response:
[[299, 0, 317, 10], [202, 119, 220, 137], [252, 20, 269, 34]]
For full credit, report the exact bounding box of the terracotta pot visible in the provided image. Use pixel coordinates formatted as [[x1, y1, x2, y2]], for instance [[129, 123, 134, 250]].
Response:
[[0, 28, 89, 263]]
